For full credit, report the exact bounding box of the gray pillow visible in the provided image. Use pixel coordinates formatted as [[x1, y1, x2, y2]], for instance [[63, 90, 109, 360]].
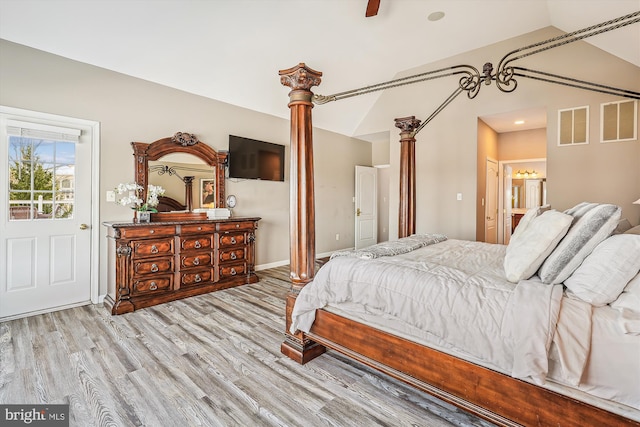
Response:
[[538, 203, 622, 284]]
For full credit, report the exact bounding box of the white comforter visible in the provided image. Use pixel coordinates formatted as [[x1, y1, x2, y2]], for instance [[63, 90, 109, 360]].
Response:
[[291, 239, 565, 384]]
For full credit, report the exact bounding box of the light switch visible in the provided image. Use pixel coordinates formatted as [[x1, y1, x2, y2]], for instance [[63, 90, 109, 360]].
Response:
[[456, 193, 463, 201], [106, 190, 116, 202]]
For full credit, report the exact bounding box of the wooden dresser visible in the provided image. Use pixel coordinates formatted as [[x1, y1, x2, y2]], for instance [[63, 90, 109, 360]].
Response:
[[103, 217, 260, 314]]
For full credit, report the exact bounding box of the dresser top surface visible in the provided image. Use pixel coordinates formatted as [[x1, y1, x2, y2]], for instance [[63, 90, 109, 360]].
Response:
[[103, 216, 261, 229]]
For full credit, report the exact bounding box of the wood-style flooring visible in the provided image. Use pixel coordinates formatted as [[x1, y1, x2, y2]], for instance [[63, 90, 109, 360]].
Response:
[[0, 265, 495, 427]]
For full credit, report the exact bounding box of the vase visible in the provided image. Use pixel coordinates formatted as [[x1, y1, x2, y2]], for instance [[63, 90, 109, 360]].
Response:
[[138, 211, 151, 223]]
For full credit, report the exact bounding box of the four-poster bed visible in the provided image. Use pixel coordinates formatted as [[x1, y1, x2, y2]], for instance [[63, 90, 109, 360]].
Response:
[[277, 13, 640, 423]]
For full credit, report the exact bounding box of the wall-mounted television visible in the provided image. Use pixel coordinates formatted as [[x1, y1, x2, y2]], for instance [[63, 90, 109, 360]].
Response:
[[228, 135, 285, 181]]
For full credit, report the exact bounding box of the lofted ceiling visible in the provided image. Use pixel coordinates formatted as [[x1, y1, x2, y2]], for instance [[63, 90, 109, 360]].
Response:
[[0, 0, 638, 137]]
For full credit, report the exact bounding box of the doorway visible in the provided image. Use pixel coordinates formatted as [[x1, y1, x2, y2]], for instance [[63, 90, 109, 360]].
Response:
[[354, 165, 377, 249], [0, 106, 100, 320]]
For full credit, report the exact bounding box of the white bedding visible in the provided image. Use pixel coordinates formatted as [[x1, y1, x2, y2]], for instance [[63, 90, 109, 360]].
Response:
[[291, 238, 640, 418], [292, 239, 564, 384]]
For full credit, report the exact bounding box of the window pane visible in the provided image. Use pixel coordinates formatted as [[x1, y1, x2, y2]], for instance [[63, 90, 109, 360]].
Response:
[[7, 135, 76, 221], [619, 101, 635, 140], [8, 137, 32, 191], [559, 110, 573, 145], [54, 202, 74, 219], [573, 108, 587, 143], [602, 103, 618, 141], [8, 200, 34, 220]]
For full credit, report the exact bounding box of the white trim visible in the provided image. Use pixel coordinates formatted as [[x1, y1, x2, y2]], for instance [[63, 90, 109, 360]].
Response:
[[557, 105, 589, 146], [254, 250, 344, 271], [0, 300, 92, 322], [0, 106, 101, 308]]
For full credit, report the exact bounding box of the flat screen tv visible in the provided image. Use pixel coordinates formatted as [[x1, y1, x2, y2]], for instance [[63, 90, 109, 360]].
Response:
[[228, 135, 285, 181]]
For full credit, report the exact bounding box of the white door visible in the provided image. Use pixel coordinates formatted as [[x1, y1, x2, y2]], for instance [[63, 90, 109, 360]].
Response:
[[355, 166, 377, 250], [484, 159, 498, 244], [0, 109, 96, 320], [525, 179, 542, 208], [503, 165, 513, 245]]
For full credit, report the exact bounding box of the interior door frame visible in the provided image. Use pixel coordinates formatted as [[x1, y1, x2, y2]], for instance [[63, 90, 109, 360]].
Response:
[[354, 165, 378, 250], [0, 105, 101, 311], [484, 157, 498, 244], [497, 157, 546, 244]]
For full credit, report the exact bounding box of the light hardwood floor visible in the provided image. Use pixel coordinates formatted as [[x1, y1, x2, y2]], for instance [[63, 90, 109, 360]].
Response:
[[0, 265, 494, 427]]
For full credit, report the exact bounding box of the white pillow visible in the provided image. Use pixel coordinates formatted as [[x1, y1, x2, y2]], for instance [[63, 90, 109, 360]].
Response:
[[565, 234, 640, 306], [538, 203, 622, 284], [511, 206, 550, 242], [611, 272, 640, 313], [504, 210, 573, 283]]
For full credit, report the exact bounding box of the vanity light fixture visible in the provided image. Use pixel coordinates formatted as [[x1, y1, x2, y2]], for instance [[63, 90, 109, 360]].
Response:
[[515, 170, 537, 179]]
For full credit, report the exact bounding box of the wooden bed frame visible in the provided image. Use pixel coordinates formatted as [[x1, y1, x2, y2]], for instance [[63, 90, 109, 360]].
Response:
[[278, 63, 639, 427]]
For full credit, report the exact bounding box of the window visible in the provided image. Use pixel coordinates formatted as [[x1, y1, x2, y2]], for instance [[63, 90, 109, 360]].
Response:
[[558, 106, 589, 146], [601, 100, 637, 143], [7, 120, 80, 220]]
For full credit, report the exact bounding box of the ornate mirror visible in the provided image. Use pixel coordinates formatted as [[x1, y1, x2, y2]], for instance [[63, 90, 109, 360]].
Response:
[[132, 132, 227, 210]]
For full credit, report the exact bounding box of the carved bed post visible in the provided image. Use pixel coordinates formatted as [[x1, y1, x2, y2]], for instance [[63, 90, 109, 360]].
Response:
[[279, 63, 326, 364], [395, 116, 421, 238]]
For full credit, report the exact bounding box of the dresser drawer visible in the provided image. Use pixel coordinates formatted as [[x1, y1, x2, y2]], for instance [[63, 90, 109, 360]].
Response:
[[133, 258, 173, 275], [217, 221, 255, 232], [181, 252, 212, 268], [133, 238, 174, 258], [219, 248, 246, 262], [219, 262, 246, 279], [119, 225, 176, 239], [180, 268, 213, 286], [181, 223, 217, 234], [132, 276, 172, 295], [219, 233, 246, 247], [180, 235, 213, 251]]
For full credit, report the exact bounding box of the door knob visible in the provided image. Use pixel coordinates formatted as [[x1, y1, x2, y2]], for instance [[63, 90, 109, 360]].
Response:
[[79, 223, 89, 230], [356, 208, 361, 217]]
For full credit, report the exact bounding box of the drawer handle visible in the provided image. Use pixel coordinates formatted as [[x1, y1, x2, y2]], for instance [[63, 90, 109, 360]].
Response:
[[195, 274, 202, 283], [151, 263, 159, 272], [195, 240, 202, 249], [149, 281, 158, 291], [193, 257, 200, 265], [151, 245, 158, 254], [230, 237, 237, 244], [230, 268, 237, 276], [230, 252, 237, 260]]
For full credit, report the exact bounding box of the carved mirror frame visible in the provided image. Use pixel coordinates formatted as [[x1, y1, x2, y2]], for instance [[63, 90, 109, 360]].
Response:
[[132, 132, 227, 210]]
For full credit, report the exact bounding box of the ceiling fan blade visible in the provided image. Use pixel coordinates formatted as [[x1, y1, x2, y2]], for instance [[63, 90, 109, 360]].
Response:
[[365, 0, 380, 17]]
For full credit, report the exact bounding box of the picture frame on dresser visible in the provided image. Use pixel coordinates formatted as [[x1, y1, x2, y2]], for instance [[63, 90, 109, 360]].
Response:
[[200, 178, 216, 208]]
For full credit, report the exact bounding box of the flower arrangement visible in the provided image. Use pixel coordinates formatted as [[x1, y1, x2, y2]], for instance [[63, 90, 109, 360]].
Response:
[[115, 182, 165, 212]]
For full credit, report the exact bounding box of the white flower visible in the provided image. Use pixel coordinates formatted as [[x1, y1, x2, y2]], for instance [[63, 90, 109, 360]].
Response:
[[114, 182, 164, 211]]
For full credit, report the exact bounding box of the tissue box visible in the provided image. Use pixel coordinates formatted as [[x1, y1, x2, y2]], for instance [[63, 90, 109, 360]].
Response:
[[194, 208, 231, 219]]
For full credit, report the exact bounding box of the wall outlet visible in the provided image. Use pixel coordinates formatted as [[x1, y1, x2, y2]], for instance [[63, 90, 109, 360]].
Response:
[[106, 190, 116, 202], [335, 233, 340, 241]]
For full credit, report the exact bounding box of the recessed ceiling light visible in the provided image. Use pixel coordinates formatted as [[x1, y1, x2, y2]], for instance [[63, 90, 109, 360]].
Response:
[[514, 120, 525, 125], [427, 11, 445, 22]]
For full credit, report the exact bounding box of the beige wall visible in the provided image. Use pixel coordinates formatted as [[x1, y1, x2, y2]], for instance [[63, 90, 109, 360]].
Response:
[[356, 26, 640, 240], [0, 39, 371, 296], [498, 128, 546, 160]]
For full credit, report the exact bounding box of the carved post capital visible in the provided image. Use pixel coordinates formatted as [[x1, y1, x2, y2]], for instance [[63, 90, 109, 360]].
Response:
[[394, 116, 422, 135], [279, 63, 322, 92]]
